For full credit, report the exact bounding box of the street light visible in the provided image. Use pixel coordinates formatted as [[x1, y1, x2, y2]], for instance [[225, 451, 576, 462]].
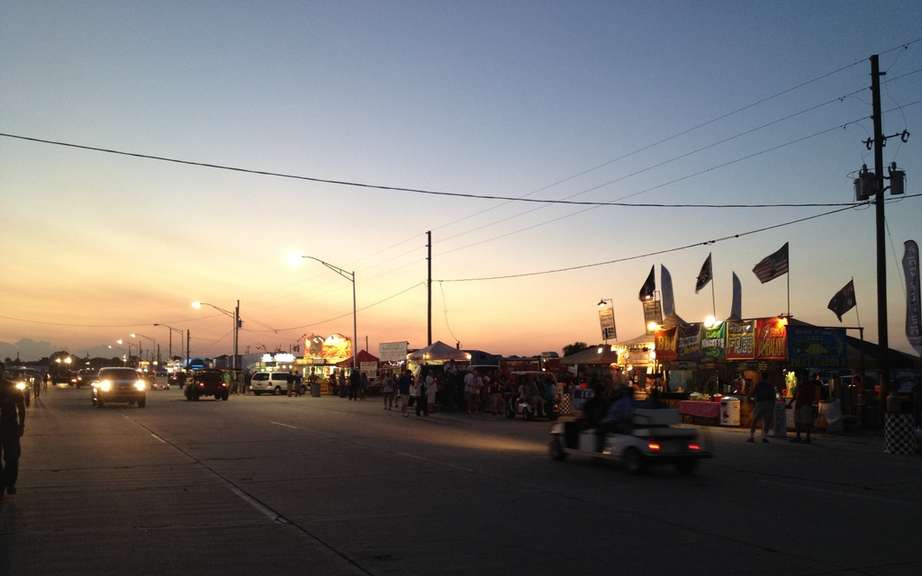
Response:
[[153, 323, 186, 363], [191, 300, 240, 372], [300, 255, 357, 370], [109, 342, 131, 366], [130, 332, 157, 363]]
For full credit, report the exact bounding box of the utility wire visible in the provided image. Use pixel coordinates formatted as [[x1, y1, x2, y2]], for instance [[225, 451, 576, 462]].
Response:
[[437, 194, 922, 282], [438, 282, 461, 345], [262, 281, 425, 333]]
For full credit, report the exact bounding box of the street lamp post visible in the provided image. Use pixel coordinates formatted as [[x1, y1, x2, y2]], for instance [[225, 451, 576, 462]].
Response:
[[130, 332, 157, 364], [153, 323, 185, 362], [191, 300, 241, 373], [302, 256, 357, 370]]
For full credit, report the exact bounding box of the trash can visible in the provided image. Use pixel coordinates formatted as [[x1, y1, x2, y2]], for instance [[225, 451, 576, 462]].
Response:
[[311, 381, 321, 397], [720, 397, 740, 426]]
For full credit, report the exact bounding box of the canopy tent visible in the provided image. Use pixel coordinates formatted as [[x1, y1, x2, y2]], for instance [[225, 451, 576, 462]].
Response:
[[407, 341, 471, 365], [561, 345, 619, 366], [337, 349, 380, 368]]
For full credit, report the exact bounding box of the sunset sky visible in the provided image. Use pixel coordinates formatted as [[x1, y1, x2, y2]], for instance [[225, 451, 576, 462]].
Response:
[[2, 1, 922, 360]]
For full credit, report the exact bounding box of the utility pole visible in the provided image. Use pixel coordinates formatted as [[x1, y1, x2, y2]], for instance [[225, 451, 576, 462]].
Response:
[[186, 329, 191, 367], [233, 300, 240, 373], [427, 230, 432, 346], [870, 54, 890, 406]]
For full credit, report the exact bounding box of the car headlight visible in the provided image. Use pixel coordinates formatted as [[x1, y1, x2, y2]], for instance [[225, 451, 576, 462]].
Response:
[[134, 379, 146, 391], [15, 381, 26, 391], [98, 379, 112, 392]]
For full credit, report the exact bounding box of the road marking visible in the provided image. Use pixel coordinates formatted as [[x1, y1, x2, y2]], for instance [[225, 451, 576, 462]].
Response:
[[150, 433, 167, 444], [270, 421, 299, 429]]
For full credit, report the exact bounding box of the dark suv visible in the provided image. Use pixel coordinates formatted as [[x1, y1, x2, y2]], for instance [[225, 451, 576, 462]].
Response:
[[184, 369, 229, 401]]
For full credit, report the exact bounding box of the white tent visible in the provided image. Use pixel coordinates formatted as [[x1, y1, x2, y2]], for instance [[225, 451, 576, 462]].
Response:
[[407, 341, 471, 364]]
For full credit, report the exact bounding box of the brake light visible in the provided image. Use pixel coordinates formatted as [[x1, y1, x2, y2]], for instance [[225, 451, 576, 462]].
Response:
[[221, 382, 227, 387], [199, 383, 204, 387], [647, 442, 662, 452], [688, 442, 701, 451]]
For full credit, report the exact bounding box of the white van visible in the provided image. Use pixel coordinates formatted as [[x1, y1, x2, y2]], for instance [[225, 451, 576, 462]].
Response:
[[250, 372, 292, 395]]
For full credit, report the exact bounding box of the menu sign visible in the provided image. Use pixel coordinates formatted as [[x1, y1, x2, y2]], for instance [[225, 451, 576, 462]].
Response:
[[754, 318, 787, 361], [599, 306, 617, 341], [787, 325, 846, 369], [654, 327, 678, 362], [701, 323, 726, 361], [643, 299, 663, 334], [725, 320, 756, 360], [379, 341, 409, 363], [677, 324, 702, 361]]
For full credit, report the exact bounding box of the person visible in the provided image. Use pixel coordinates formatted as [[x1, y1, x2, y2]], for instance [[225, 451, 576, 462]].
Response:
[[426, 372, 438, 413], [360, 372, 369, 400], [398, 370, 412, 417], [597, 386, 634, 451], [349, 369, 361, 401], [463, 371, 476, 415], [489, 377, 505, 415], [747, 378, 777, 443], [286, 372, 295, 397], [789, 373, 818, 443], [416, 368, 429, 417], [0, 363, 27, 497], [526, 378, 546, 417], [382, 373, 395, 410], [409, 373, 420, 413], [224, 369, 235, 395]]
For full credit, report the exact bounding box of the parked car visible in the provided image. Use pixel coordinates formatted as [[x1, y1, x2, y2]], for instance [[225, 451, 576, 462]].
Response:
[[249, 372, 293, 395], [184, 369, 229, 401], [7, 368, 39, 407], [92, 367, 147, 408]]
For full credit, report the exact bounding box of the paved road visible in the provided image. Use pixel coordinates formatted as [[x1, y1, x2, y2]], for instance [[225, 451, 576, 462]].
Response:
[[2, 386, 920, 576]]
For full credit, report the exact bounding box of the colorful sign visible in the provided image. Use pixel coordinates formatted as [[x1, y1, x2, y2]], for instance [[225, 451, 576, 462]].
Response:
[[701, 322, 726, 361], [787, 326, 846, 370], [654, 327, 678, 362], [599, 305, 617, 341], [725, 320, 755, 360], [904, 240, 922, 356], [754, 318, 787, 361], [304, 334, 353, 364], [677, 324, 702, 361]]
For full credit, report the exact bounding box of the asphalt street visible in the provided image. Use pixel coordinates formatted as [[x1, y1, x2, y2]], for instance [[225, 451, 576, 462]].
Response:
[[1, 386, 920, 576]]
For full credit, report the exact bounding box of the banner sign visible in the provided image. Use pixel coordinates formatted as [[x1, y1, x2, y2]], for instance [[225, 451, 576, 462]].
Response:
[[378, 341, 409, 363], [654, 327, 678, 362], [643, 299, 663, 333], [904, 240, 922, 356], [305, 334, 353, 364], [598, 306, 617, 341], [787, 325, 846, 370], [754, 318, 787, 361], [677, 324, 702, 361], [701, 322, 726, 361], [725, 320, 756, 360]]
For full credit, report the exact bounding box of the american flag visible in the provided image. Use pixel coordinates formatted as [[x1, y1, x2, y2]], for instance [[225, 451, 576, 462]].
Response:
[[752, 242, 789, 284]]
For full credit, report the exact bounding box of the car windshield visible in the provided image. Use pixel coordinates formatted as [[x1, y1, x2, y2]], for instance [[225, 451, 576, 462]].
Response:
[[252, 373, 269, 381], [100, 368, 138, 380]]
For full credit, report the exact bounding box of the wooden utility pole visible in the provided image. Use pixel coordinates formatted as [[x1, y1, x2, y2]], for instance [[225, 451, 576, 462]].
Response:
[[427, 230, 432, 345], [870, 54, 890, 406]]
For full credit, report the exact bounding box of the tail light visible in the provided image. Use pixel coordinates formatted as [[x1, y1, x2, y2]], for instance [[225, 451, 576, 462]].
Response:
[[688, 442, 701, 451], [647, 442, 662, 452]]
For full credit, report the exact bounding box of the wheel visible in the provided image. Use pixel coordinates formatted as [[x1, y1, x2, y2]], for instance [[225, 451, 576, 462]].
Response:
[[95, 399, 105, 409], [254, 391, 262, 396], [549, 436, 568, 461], [623, 448, 646, 475], [675, 460, 699, 475], [221, 392, 229, 401], [193, 391, 200, 401], [274, 386, 282, 396], [137, 397, 146, 408]]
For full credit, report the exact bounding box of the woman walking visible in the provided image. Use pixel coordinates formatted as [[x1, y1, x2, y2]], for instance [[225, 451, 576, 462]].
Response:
[[383, 373, 395, 410]]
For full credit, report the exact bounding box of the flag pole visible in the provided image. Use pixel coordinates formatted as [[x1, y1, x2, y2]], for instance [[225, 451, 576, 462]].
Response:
[[786, 269, 791, 317], [852, 277, 861, 327]]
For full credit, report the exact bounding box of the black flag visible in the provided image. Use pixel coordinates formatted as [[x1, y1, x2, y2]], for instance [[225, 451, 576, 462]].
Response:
[[638, 266, 656, 301], [753, 242, 789, 284], [827, 279, 857, 322], [695, 253, 713, 293]]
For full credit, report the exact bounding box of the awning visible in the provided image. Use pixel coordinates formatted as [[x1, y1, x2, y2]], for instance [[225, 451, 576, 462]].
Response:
[[407, 341, 471, 364]]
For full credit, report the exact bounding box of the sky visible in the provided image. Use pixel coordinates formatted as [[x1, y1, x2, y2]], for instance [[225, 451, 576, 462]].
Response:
[[2, 1, 922, 360]]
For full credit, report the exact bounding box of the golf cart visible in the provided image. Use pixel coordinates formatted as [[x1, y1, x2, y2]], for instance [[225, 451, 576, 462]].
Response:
[[548, 408, 711, 474]]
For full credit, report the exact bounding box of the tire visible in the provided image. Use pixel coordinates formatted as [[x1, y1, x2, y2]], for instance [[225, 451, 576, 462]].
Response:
[[274, 386, 282, 396], [137, 397, 146, 408], [623, 448, 646, 475], [675, 460, 699, 475], [192, 391, 200, 401], [549, 436, 568, 461], [95, 399, 105, 409], [254, 391, 262, 396], [221, 392, 229, 401]]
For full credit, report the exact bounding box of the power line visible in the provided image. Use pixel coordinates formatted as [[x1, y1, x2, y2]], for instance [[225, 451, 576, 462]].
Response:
[[438, 282, 461, 345], [437, 194, 922, 282], [267, 281, 425, 333]]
